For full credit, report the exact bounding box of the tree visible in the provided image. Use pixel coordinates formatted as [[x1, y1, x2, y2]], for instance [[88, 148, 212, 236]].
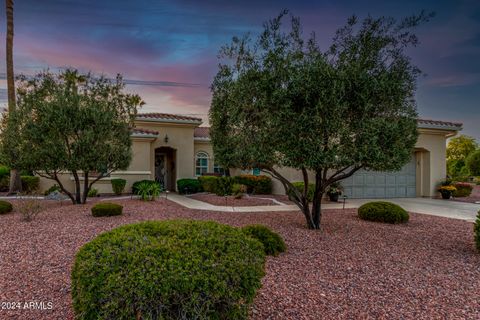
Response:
[[5, 0, 22, 193], [446, 135, 477, 177], [210, 11, 431, 229], [0, 69, 144, 204], [466, 150, 480, 177]]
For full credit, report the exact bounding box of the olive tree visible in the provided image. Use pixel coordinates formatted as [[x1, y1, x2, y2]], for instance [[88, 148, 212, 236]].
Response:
[[0, 69, 144, 204], [210, 12, 431, 229]]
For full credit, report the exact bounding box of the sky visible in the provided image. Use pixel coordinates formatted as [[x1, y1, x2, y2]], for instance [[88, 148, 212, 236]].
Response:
[[0, 0, 479, 139]]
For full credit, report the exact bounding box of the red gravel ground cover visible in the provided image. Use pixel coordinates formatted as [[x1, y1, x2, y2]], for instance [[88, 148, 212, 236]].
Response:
[[189, 193, 278, 206], [0, 198, 479, 319]]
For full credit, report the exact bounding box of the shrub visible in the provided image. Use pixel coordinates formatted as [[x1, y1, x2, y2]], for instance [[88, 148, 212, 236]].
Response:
[[198, 175, 218, 193], [0, 175, 9, 192], [289, 182, 315, 202], [136, 181, 161, 201], [214, 176, 234, 196], [177, 178, 202, 194], [233, 174, 272, 194], [358, 201, 409, 224], [232, 183, 247, 199], [475, 210, 480, 251], [87, 188, 98, 197], [452, 182, 473, 197], [132, 180, 161, 195], [242, 224, 286, 256], [111, 178, 126, 195], [20, 175, 40, 194], [44, 184, 61, 196], [91, 202, 123, 217], [0, 165, 9, 180], [466, 150, 480, 176], [16, 196, 43, 222], [0, 200, 13, 214], [71, 220, 265, 319]]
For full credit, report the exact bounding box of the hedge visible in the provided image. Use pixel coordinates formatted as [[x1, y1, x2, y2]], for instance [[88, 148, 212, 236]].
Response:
[[111, 178, 127, 195], [452, 182, 473, 197], [289, 182, 315, 202], [71, 220, 265, 319], [177, 178, 202, 194], [233, 175, 272, 194], [358, 201, 409, 224], [475, 210, 480, 251], [91, 202, 123, 217], [242, 225, 286, 256], [20, 176, 40, 194], [198, 175, 218, 193], [0, 200, 13, 214]]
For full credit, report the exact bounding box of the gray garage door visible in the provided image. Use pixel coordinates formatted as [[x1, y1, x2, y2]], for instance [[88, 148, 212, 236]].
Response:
[[342, 156, 416, 199]]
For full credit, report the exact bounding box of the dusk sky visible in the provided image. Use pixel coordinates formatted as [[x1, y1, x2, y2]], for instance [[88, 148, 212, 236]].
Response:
[[0, 0, 479, 139]]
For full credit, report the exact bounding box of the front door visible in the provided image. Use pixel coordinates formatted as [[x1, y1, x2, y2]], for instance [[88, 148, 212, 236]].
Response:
[[155, 153, 167, 189]]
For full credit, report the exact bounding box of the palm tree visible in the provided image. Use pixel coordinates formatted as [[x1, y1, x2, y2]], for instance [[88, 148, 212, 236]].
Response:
[[5, 0, 22, 193]]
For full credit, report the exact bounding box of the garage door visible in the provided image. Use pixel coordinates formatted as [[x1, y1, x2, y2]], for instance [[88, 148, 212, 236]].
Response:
[[342, 156, 416, 199]]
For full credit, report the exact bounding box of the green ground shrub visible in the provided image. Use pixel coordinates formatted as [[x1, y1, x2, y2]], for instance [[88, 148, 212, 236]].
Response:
[[475, 211, 480, 251], [233, 175, 272, 194], [132, 180, 161, 194], [242, 224, 286, 256], [136, 181, 161, 201], [358, 201, 409, 224], [0, 165, 9, 180], [20, 176, 40, 194], [87, 188, 98, 197], [0, 200, 13, 214], [91, 202, 123, 217], [71, 220, 265, 320], [177, 178, 202, 194], [232, 183, 247, 199], [289, 182, 315, 202], [111, 178, 127, 195], [213, 176, 234, 196], [452, 182, 473, 197], [198, 175, 218, 193], [44, 184, 61, 195]]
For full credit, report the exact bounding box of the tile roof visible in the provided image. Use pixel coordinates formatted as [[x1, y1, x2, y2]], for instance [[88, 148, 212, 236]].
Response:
[[194, 127, 210, 138], [132, 128, 159, 136], [137, 113, 202, 123], [418, 119, 462, 130]]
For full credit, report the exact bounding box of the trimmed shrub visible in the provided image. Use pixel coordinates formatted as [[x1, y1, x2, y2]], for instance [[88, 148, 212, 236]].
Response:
[[0, 200, 13, 214], [111, 178, 126, 195], [452, 182, 473, 197], [91, 202, 123, 217], [132, 180, 161, 195], [71, 220, 265, 319], [213, 176, 234, 196], [44, 184, 61, 196], [290, 182, 315, 202], [242, 224, 286, 256], [358, 201, 409, 224], [475, 210, 480, 251], [466, 150, 480, 176], [177, 178, 202, 194], [87, 188, 98, 197], [232, 183, 247, 199], [233, 174, 272, 194], [0, 165, 9, 180], [20, 175, 40, 194], [198, 175, 218, 193]]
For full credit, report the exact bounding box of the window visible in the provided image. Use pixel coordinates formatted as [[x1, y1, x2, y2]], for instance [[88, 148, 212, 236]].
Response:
[[195, 152, 209, 176], [213, 162, 225, 175]]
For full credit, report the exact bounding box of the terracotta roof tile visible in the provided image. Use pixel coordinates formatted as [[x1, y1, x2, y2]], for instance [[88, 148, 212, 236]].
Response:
[[132, 128, 159, 135], [418, 119, 462, 129], [194, 127, 210, 138], [137, 113, 202, 122]]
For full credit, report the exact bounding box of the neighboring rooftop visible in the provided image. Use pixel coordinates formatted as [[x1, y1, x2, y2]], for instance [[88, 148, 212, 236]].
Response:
[[137, 113, 202, 124], [418, 119, 463, 131], [194, 127, 210, 139]]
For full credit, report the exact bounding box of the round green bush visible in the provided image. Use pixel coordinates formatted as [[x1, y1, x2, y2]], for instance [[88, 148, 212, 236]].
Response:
[[0, 200, 13, 214], [242, 224, 286, 256], [110, 178, 127, 195], [358, 201, 409, 224], [71, 220, 265, 320], [91, 202, 123, 217]]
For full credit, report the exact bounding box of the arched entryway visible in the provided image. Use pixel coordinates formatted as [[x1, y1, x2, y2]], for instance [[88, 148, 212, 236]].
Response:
[[155, 147, 176, 191]]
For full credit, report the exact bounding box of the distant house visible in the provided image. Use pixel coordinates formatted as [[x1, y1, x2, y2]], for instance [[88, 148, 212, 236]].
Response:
[[38, 113, 462, 198]]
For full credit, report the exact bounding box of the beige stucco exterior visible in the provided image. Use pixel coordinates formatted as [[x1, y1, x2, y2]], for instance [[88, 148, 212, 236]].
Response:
[[37, 114, 460, 198]]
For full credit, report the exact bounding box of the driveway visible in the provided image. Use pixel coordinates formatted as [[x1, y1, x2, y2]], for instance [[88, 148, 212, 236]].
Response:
[[342, 198, 480, 222]]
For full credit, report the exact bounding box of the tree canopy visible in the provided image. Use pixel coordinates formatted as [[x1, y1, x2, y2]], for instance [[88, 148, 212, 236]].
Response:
[[0, 69, 144, 204], [210, 11, 431, 229], [446, 135, 478, 177]]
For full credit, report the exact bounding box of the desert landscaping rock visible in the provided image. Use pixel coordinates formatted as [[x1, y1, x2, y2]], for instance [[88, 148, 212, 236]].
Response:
[[0, 198, 479, 319]]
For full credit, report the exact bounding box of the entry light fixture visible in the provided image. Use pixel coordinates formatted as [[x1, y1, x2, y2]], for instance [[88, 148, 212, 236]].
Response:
[[164, 134, 169, 143]]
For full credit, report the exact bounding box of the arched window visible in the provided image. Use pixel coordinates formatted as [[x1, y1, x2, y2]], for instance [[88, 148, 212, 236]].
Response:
[[195, 152, 209, 176]]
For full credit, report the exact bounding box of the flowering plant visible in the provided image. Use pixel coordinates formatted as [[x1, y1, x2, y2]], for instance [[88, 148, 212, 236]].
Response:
[[437, 185, 456, 192]]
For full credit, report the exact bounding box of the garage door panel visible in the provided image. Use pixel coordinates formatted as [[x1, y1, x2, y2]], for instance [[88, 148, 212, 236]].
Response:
[[396, 187, 407, 197], [396, 176, 406, 185], [354, 175, 364, 185], [385, 187, 396, 198], [406, 186, 416, 197], [375, 175, 385, 184], [375, 188, 386, 198], [365, 175, 375, 185], [385, 175, 396, 185]]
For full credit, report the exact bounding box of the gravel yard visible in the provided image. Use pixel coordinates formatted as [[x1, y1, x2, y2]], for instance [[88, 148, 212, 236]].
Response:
[[189, 193, 279, 206], [0, 198, 479, 319]]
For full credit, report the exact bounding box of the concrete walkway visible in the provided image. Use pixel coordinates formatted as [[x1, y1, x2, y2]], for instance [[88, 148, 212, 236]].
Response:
[[167, 193, 480, 221]]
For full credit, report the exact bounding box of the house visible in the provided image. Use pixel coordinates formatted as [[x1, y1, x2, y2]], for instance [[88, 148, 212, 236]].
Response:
[[38, 113, 462, 198]]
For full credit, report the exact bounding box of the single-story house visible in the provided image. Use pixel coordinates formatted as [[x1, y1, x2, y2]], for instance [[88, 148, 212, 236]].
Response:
[[38, 113, 462, 198]]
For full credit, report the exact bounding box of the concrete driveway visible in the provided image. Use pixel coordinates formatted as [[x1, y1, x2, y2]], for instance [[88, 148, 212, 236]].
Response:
[[342, 198, 480, 222]]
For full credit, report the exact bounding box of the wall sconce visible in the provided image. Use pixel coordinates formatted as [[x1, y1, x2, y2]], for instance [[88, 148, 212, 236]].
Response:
[[164, 134, 169, 143]]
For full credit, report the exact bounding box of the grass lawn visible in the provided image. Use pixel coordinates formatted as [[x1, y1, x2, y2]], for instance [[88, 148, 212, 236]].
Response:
[[0, 198, 478, 319]]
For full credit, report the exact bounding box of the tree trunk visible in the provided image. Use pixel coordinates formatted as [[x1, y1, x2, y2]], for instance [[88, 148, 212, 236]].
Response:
[[311, 172, 324, 229], [6, 0, 21, 194], [72, 171, 82, 204], [82, 171, 89, 204]]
